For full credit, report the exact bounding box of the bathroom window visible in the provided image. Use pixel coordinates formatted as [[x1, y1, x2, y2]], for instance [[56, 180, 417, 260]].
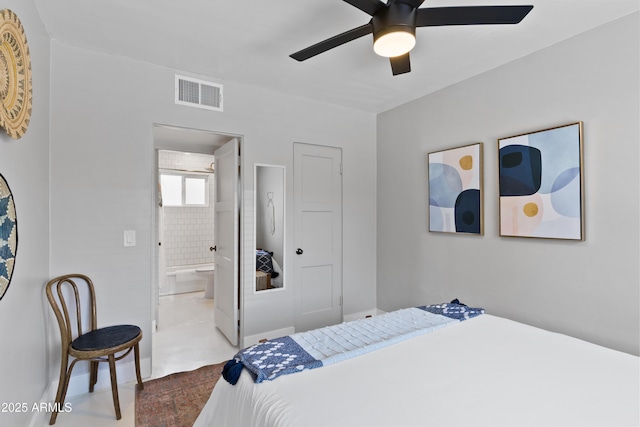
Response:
[[161, 173, 209, 207], [185, 177, 206, 205]]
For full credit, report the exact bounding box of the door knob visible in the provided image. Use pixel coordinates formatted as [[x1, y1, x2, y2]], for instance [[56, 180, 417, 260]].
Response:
[[296, 248, 303, 255]]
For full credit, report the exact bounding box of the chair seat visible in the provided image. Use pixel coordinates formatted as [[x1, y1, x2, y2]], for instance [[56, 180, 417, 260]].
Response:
[[71, 325, 141, 352]]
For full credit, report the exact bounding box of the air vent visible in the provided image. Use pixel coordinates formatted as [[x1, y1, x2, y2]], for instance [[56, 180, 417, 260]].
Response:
[[175, 75, 223, 112]]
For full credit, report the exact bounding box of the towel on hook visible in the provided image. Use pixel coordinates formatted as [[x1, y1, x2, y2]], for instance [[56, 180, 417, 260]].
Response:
[[267, 192, 276, 235]]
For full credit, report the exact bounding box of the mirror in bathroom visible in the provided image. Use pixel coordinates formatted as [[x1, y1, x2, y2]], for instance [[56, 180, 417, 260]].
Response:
[[254, 164, 285, 292]]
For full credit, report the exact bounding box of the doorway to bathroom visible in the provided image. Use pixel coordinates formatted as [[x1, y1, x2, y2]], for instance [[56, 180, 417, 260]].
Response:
[[151, 124, 240, 377], [157, 149, 216, 298]]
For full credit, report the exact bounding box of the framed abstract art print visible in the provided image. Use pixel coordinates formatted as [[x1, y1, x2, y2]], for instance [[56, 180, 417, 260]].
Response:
[[498, 122, 584, 240], [428, 143, 483, 235]]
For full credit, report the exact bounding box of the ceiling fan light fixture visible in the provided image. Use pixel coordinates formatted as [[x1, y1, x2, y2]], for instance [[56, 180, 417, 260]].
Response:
[[373, 28, 416, 57], [371, 3, 418, 58]]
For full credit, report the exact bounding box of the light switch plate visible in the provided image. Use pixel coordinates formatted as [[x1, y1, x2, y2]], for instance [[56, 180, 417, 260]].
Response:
[[124, 230, 136, 247]]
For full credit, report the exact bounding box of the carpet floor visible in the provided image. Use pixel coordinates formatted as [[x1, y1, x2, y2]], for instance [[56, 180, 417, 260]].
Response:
[[136, 361, 226, 427]]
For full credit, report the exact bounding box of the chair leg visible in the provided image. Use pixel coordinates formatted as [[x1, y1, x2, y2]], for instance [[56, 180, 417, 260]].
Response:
[[50, 357, 76, 425], [134, 343, 144, 390], [89, 360, 98, 392], [108, 354, 122, 420]]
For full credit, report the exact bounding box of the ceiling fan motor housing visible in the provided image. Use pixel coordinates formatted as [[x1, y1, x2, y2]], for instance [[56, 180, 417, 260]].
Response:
[[372, 2, 417, 44]]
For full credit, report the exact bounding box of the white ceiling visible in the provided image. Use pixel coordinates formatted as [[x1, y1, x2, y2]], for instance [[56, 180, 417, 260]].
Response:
[[34, 0, 639, 114]]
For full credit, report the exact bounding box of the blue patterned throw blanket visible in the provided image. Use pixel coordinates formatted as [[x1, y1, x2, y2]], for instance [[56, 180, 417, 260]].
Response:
[[223, 301, 483, 385]]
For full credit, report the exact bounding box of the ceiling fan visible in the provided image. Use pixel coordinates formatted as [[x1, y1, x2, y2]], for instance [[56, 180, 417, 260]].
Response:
[[290, 0, 533, 76]]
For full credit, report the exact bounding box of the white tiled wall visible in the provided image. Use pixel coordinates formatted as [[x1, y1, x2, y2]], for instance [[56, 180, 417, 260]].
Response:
[[159, 150, 215, 267]]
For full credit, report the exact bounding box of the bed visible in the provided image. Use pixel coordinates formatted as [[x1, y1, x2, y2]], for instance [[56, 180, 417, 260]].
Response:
[[194, 308, 640, 427]]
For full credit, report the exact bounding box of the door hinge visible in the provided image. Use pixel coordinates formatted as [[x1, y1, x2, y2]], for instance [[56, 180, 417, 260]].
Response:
[[340, 163, 343, 175], [339, 295, 343, 306]]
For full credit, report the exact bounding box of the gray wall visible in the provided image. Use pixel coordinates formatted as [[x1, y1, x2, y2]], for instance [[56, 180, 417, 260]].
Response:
[[48, 38, 377, 385], [0, 1, 51, 426], [377, 13, 639, 355]]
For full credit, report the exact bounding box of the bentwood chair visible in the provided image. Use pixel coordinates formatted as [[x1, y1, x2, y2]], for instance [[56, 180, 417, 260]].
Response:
[[45, 274, 144, 424]]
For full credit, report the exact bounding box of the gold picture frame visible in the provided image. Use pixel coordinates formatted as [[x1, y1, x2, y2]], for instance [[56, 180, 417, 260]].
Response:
[[427, 142, 484, 235], [498, 122, 584, 240]]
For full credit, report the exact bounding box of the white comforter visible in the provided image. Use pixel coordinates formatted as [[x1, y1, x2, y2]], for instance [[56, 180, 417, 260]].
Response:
[[194, 315, 640, 427]]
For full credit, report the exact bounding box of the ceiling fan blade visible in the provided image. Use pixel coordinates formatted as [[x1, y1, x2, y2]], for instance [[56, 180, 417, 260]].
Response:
[[390, 53, 411, 76], [290, 24, 373, 61], [343, 0, 387, 16], [416, 5, 533, 27], [394, 0, 426, 8]]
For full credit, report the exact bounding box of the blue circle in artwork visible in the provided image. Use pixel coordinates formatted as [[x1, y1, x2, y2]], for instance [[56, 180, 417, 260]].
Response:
[[551, 167, 580, 193], [551, 167, 581, 217], [0, 173, 17, 301], [429, 205, 444, 231], [429, 163, 462, 208], [455, 189, 481, 234], [499, 145, 542, 196]]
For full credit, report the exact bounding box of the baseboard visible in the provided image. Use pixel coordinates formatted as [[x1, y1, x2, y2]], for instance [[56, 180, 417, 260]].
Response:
[[343, 308, 386, 322], [26, 382, 56, 427], [243, 327, 295, 347]]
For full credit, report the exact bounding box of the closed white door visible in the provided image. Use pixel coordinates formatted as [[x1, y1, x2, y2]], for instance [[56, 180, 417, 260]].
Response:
[[213, 138, 239, 346], [293, 143, 343, 332]]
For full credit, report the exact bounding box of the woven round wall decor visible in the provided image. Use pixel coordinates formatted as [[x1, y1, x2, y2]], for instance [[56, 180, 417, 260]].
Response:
[[0, 173, 17, 300], [0, 9, 32, 140]]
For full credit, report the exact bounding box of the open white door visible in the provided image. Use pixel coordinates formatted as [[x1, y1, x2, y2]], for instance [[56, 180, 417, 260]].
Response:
[[214, 138, 239, 346]]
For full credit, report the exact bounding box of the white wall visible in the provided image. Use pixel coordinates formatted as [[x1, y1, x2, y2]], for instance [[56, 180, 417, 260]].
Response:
[[377, 13, 639, 355], [0, 1, 51, 426], [48, 39, 377, 384]]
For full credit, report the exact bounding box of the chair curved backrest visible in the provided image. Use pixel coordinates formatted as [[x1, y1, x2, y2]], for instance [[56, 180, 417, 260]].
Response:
[[46, 274, 98, 349]]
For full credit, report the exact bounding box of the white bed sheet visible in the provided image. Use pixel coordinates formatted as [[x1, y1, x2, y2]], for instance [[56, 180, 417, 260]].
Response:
[[194, 315, 640, 427]]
